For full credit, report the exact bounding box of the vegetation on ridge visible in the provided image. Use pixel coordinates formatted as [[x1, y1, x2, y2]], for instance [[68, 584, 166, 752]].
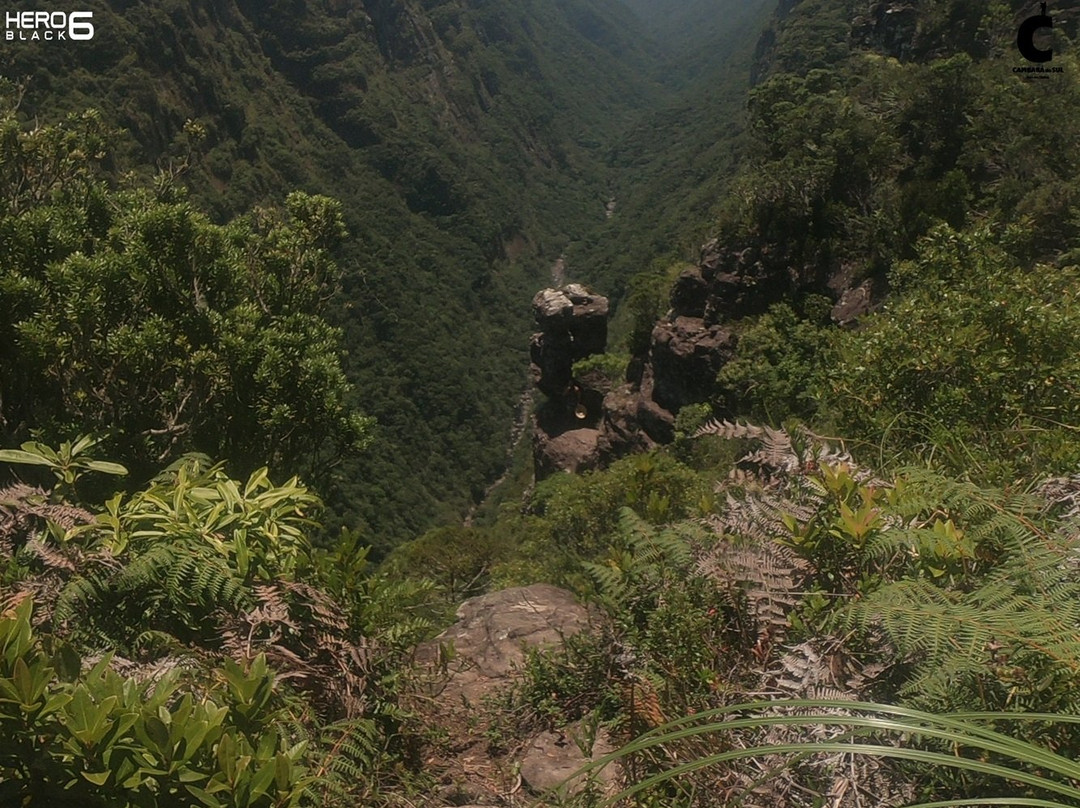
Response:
[[7, 0, 1080, 805], [1, 0, 670, 543]]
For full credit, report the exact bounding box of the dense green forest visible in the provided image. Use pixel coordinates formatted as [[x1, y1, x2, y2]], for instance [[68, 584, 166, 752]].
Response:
[[0, 0, 671, 544], [7, 0, 1080, 806]]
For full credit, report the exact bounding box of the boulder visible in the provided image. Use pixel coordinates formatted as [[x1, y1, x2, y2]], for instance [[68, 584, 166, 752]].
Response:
[[519, 724, 620, 797], [416, 584, 594, 707], [637, 396, 677, 445], [534, 427, 602, 479], [670, 265, 708, 318]]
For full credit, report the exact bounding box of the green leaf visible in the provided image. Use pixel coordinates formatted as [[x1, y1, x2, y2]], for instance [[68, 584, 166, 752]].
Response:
[[274, 753, 292, 792], [255, 725, 277, 759], [217, 733, 237, 784], [20, 442, 60, 462], [11, 657, 42, 707], [52, 643, 82, 683], [0, 449, 54, 467], [248, 759, 277, 800], [70, 435, 98, 456], [186, 785, 224, 808], [40, 691, 72, 719], [144, 715, 171, 754], [82, 460, 129, 476]]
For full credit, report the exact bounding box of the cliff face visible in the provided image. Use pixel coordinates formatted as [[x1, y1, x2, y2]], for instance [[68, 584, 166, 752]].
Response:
[[531, 0, 1080, 475], [529, 280, 736, 478]]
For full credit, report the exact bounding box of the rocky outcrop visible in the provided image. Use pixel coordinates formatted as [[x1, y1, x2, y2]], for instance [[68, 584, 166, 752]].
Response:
[[529, 281, 732, 477], [596, 385, 666, 459], [831, 279, 875, 326], [689, 238, 827, 324], [530, 285, 609, 399], [416, 584, 594, 706], [529, 283, 682, 478], [648, 316, 737, 412], [530, 285, 611, 477], [529, 230, 883, 477], [413, 585, 619, 805], [533, 427, 603, 478]]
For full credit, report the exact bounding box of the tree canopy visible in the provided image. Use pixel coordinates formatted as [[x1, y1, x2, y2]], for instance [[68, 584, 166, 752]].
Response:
[[0, 89, 371, 482]]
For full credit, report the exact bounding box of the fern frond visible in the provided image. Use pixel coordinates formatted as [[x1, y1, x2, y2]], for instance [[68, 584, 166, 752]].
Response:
[[698, 534, 807, 644], [843, 569, 1080, 710], [216, 581, 374, 720], [693, 419, 766, 442], [52, 572, 109, 628], [585, 508, 698, 612], [305, 718, 386, 807]]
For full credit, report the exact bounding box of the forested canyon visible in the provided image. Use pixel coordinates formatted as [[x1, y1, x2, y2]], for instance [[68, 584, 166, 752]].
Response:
[[5, 1, 1080, 806]]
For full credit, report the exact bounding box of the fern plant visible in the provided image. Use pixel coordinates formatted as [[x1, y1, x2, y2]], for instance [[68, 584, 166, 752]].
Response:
[[575, 421, 1080, 805], [841, 472, 1080, 721], [581, 508, 696, 613]]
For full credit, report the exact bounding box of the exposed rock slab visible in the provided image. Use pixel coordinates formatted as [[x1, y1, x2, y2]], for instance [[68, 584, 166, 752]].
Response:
[[520, 724, 620, 797], [417, 584, 594, 707], [414, 585, 603, 806]]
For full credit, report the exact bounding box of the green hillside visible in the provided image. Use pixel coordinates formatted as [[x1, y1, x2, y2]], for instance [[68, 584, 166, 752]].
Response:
[[558, 0, 771, 349], [0, 0, 672, 543], [621, 0, 763, 77], [691, 0, 1080, 481], [15, 1, 1080, 806]]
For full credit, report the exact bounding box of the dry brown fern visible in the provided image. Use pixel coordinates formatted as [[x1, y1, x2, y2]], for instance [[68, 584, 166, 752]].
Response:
[[0, 484, 92, 547], [621, 676, 668, 736], [698, 535, 807, 653], [0, 484, 104, 625], [219, 581, 372, 720], [693, 421, 887, 649], [652, 423, 918, 806], [694, 419, 875, 482], [733, 639, 911, 808]]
